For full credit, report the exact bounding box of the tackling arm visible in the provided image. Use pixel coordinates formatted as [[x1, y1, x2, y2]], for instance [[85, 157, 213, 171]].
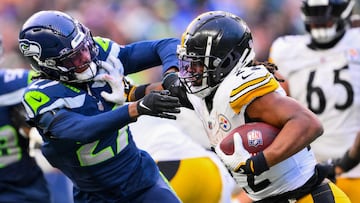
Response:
[[37, 104, 134, 143], [119, 38, 180, 75]]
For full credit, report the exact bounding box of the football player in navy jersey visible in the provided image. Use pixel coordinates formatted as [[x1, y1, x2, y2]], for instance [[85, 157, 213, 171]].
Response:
[[18, 10, 181, 203], [0, 34, 51, 203]]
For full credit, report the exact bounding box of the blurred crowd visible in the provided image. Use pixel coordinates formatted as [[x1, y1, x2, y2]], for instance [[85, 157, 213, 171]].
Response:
[[1, 0, 360, 75]]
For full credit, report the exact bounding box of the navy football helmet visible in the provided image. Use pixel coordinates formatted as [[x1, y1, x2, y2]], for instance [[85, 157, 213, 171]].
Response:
[[19, 10, 99, 83], [177, 11, 255, 98], [302, 0, 355, 45]]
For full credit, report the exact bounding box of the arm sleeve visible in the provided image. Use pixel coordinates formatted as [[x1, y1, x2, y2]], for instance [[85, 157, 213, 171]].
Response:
[[119, 38, 180, 75], [41, 104, 134, 143]]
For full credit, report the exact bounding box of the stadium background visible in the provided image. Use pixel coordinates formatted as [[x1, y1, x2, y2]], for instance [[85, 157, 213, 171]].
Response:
[[1, 0, 360, 202], [1, 0, 360, 84], [0, 0, 360, 201]]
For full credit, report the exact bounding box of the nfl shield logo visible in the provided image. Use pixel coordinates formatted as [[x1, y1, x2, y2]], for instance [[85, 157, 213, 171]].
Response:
[[247, 130, 263, 147]]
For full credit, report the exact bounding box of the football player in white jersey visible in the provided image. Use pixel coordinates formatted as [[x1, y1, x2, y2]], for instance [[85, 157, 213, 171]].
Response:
[[119, 78, 241, 203], [129, 108, 238, 203], [269, 0, 360, 201], [163, 10, 351, 203]]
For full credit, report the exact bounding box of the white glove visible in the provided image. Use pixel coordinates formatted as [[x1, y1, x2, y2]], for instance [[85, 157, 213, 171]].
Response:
[[29, 127, 43, 157], [94, 55, 125, 105], [215, 132, 251, 172]]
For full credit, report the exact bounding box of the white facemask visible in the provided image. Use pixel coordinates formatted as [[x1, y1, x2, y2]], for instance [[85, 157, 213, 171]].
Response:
[[310, 24, 337, 44]]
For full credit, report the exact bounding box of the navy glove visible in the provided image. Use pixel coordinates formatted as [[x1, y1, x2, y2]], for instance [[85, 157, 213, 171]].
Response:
[[137, 90, 181, 119]]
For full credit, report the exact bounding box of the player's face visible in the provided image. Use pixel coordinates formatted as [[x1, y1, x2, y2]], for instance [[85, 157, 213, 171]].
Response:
[[179, 59, 204, 86], [309, 20, 335, 29], [60, 43, 92, 73]]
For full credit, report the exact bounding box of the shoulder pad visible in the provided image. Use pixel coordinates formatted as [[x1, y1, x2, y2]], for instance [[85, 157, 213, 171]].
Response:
[[230, 65, 279, 113], [94, 36, 111, 52], [23, 80, 84, 118], [269, 35, 310, 63]]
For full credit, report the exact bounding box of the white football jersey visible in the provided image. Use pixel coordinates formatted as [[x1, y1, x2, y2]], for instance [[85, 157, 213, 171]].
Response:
[[129, 109, 236, 203], [270, 28, 360, 178], [188, 65, 317, 201]]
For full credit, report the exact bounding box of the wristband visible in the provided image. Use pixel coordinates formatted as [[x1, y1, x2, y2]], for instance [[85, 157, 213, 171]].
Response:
[[250, 151, 270, 175], [237, 152, 269, 175], [133, 84, 150, 101], [337, 150, 360, 172]]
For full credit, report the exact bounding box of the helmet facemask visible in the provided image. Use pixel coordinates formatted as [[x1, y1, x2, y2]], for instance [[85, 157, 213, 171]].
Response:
[[56, 27, 99, 83], [177, 11, 256, 98], [19, 10, 99, 83], [43, 24, 99, 83], [178, 53, 216, 99]]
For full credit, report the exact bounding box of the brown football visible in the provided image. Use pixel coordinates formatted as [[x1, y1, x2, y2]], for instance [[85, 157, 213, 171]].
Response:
[[219, 122, 280, 156]]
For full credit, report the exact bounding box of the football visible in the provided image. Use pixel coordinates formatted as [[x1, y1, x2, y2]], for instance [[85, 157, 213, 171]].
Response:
[[219, 122, 280, 156]]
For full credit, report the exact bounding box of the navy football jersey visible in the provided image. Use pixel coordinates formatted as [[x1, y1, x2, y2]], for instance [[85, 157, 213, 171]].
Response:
[[22, 37, 179, 199], [0, 68, 50, 202]]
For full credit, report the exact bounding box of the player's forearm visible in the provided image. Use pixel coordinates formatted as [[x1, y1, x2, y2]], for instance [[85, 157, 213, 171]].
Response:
[[48, 105, 136, 142], [349, 131, 360, 160], [264, 112, 323, 167], [127, 82, 163, 102], [335, 131, 360, 174]]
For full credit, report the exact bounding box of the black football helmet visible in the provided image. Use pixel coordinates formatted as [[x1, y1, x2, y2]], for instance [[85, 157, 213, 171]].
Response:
[[18, 10, 99, 83], [177, 11, 255, 98], [302, 0, 355, 45]]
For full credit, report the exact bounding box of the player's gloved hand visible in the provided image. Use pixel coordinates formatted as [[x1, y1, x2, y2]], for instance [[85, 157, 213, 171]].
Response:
[[162, 72, 193, 109], [215, 132, 251, 173], [94, 56, 125, 105], [326, 150, 360, 182], [215, 132, 269, 176], [136, 90, 181, 119], [29, 127, 43, 157], [336, 150, 360, 172], [316, 159, 336, 183]]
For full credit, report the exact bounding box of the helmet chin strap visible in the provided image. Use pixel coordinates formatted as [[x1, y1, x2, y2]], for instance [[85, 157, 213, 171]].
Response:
[[74, 62, 98, 82]]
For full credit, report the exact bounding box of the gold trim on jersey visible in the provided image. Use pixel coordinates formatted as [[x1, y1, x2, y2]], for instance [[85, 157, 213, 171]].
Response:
[[230, 73, 279, 114]]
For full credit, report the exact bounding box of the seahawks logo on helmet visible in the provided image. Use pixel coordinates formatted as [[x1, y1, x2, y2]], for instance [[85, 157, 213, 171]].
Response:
[[19, 39, 41, 58], [19, 39, 56, 68]]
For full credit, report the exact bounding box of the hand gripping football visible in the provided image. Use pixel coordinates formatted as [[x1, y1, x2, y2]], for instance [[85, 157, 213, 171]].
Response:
[[219, 122, 280, 156]]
